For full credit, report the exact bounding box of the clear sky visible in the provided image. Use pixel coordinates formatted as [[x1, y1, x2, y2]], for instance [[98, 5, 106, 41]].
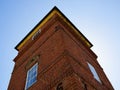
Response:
[[0, 0, 120, 90]]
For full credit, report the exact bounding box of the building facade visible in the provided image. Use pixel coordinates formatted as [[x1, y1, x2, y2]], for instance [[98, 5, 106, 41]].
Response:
[[8, 7, 114, 90]]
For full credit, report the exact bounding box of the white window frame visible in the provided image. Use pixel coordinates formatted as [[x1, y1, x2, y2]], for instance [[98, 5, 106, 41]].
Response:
[[87, 62, 102, 83], [25, 63, 38, 90]]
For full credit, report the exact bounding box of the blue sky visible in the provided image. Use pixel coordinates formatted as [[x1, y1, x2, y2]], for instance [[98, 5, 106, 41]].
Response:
[[0, 0, 120, 90]]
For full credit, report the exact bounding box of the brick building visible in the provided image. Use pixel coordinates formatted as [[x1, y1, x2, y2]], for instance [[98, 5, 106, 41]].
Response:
[[8, 6, 114, 90]]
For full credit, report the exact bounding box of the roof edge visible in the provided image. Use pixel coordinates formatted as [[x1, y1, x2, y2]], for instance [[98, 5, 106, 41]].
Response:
[[15, 6, 58, 51], [15, 6, 93, 51]]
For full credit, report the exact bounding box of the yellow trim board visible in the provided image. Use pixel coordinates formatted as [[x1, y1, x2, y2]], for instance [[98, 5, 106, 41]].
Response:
[[16, 9, 59, 50], [16, 7, 92, 51]]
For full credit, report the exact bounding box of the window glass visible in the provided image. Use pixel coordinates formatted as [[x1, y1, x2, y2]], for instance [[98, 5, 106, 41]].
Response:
[[87, 62, 102, 83], [25, 63, 38, 89], [56, 82, 63, 90]]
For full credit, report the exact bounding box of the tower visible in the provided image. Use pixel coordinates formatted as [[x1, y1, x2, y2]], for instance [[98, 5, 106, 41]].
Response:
[[8, 6, 114, 90]]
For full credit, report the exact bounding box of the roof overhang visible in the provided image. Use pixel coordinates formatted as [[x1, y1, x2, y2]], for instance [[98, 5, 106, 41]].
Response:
[[15, 6, 92, 51]]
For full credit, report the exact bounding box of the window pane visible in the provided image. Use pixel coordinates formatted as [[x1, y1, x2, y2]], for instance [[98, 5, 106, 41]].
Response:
[[87, 63, 102, 83], [32, 76, 37, 82], [33, 71, 37, 76], [25, 63, 38, 90]]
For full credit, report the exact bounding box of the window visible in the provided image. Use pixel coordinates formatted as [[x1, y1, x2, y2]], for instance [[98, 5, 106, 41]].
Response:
[[56, 82, 63, 90], [25, 63, 38, 90], [83, 83, 87, 90], [87, 62, 102, 83]]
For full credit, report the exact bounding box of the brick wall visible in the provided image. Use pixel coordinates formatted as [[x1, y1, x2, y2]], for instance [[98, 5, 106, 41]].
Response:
[[8, 14, 114, 90]]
